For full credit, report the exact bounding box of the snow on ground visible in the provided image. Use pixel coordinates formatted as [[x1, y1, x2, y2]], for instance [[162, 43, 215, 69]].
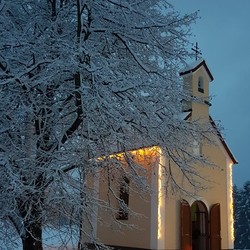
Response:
[[0, 227, 78, 250]]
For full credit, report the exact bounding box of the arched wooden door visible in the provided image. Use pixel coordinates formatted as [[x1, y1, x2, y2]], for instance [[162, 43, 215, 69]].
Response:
[[191, 201, 209, 250], [210, 203, 221, 250], [181, 201, 221, 250], [180, 200, 192, 250]]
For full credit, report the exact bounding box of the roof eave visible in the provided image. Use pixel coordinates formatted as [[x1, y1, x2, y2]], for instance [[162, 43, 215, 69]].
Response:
[[209, 116, 238, 165], [180, 60, 214, 82]]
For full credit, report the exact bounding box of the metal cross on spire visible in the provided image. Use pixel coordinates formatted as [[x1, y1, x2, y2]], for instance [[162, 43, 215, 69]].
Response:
[[191, 42, 202, 60]]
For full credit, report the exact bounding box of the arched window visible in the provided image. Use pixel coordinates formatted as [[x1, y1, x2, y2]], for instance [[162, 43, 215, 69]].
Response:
[[117, 177, 130, 220], [198, 77, 204, 93]]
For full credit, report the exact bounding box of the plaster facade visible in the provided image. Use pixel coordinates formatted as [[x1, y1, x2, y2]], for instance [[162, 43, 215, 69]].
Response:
[[91, 60, 237, 250]]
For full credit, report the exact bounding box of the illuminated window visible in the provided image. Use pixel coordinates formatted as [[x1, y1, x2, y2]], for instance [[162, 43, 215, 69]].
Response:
[[198, 77, 204, 93], [117, 177, 130, 220]]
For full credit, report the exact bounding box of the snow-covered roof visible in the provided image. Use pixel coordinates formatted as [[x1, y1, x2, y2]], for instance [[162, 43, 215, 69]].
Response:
[[180, 58, 214, 82], [179, 111, 191, 120], [181, 111, 237, 165], [209, 116, 238, 165]]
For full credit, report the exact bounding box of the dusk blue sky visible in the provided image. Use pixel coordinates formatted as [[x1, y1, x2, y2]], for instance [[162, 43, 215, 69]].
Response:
[[171, 1, 250, 187]]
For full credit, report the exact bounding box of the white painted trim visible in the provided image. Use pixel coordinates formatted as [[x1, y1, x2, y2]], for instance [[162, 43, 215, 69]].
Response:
[[189, 197, 209, 211], [216, 134, 234, 248], [150, 161, 158, 249], [226, 159, 234, 249], [157, 151, 166, 249]]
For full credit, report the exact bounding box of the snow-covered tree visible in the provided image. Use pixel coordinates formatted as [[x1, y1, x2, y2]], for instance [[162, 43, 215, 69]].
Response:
[[234, 182, 250, 249], [233, 185, 241, 249], [0, 1, 212, 249]]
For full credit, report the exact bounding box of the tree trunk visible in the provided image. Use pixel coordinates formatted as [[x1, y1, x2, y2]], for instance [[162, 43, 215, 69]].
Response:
[[20, 189, 44, 250], [22, 222, 43, 250]]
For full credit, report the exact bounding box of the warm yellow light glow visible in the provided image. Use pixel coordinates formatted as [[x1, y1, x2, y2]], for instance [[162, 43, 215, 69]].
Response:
[[157, 148, 164, 241], [98, 146, 164, 241], [98, 146, 159, 161], [158, 162, 162, 240], [229, 163, 234, 241]]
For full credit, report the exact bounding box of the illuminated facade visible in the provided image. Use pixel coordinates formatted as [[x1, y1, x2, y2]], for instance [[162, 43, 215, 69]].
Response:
[[92, 60, 237, 250]]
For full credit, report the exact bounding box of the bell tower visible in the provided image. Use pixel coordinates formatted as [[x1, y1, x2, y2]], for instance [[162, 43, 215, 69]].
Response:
[[180, 59, 214, 121]]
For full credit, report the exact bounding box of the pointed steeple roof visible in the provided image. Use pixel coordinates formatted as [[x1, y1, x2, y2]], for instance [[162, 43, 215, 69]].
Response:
[[180, 59, 214, 82]]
